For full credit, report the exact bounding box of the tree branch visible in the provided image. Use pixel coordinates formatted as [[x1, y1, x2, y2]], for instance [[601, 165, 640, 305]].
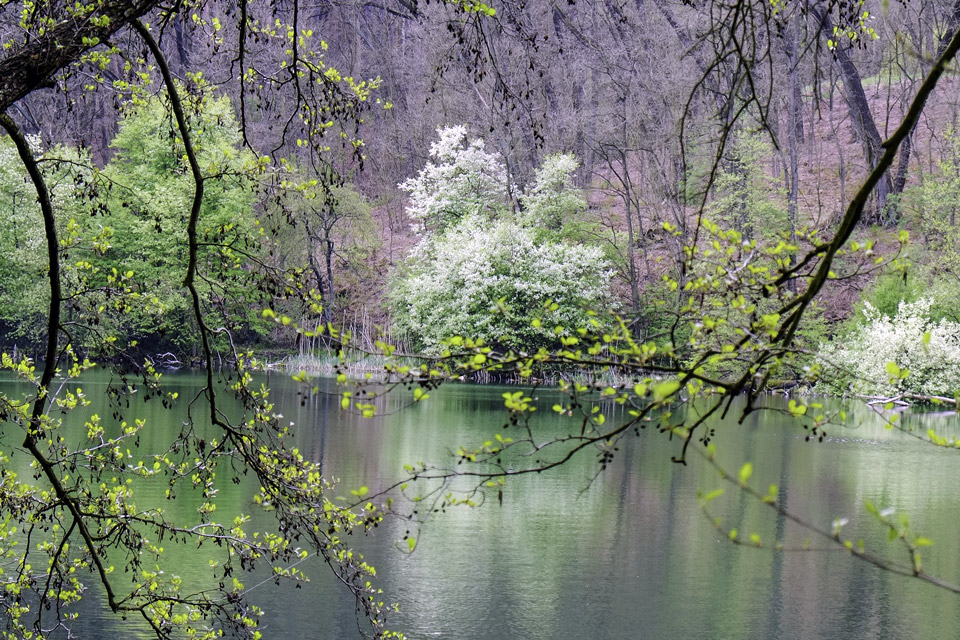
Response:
[[0, 1, 161, 112], [779, 24, 960, 348], [0, 111, 120, 614]]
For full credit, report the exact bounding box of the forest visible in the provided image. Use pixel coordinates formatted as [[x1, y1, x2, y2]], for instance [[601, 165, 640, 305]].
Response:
[[3, 0, 960, 638], [5, 0, 960, 396]]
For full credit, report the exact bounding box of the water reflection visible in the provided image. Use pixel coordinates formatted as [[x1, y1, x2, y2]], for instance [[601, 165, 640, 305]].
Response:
[[5, 373, 960, 639]]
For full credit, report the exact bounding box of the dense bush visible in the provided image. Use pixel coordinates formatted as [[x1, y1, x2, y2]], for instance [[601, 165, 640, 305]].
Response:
[[390, 215, 613, 353], [392, 126, 616, 354], [818, 299, 960, 396]]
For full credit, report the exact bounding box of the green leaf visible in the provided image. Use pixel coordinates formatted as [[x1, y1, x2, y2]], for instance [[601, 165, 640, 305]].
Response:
[[407, 537, 416, 552], [702, 488, 724, 503], [738, 462, 753, 485], [653, 379, 680, 403], [787, 399, 806, 417], [764, 484, 778, 503]]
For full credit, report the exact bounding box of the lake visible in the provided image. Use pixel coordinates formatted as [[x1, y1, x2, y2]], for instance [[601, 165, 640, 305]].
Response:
[[5, 372, 960, 639]]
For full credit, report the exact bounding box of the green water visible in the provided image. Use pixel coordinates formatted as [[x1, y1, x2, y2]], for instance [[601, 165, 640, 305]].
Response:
[[5, 373, 960, 639]]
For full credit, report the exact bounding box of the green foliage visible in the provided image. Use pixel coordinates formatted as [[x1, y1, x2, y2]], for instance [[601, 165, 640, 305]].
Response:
[[903, 145, 960, 263], [95, 90, 264, 353], [317, 184, 381, 308], [899, 129, 960, 311], [633, 279, 688, 347], [857, 270, 923, 320], [708, 133, 788, 239], [0, 91, 267, 356], [861, 127, 960, 335], [274, 173, 380, 318], [326, 184, 380, 256], [665, 220, 827, 381], [849, 267, 960, 335], [686, 288, 827, 382], [0, 135, 47, 343]]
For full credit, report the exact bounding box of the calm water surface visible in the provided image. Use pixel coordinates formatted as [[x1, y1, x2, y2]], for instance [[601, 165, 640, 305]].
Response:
[[5, 373, 960, 639]]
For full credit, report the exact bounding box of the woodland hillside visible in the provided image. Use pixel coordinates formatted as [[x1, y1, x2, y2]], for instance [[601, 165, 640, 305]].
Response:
[[4, 0, 960, 360]]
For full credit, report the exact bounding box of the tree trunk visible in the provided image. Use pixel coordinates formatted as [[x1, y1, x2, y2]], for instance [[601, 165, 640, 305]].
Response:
[[784, 10, 803, 290], [812, 3, 892, 222]]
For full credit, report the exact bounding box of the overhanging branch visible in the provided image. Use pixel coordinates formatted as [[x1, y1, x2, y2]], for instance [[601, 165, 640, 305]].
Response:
[[778, 26, 960, 348], [0, 1, 161, 112]]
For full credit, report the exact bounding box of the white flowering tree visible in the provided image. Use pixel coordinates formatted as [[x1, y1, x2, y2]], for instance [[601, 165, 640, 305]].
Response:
[[393, 128, 613, 353], [391, 214, 613, 353], [819, 299, 960, 397], [519, 153, 587, 231], [399, 125, 508, 232]]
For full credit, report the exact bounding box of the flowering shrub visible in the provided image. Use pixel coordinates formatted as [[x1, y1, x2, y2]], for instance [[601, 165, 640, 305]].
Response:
[[390, 215, 614, 353], [393, 127, 613, 354], [519, 153, 586, 231], [399, 125, 508, 232], [818, 299, 960, 396]]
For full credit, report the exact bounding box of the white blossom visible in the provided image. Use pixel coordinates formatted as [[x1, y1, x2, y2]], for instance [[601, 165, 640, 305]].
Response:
[[519, 153, 586, 230], [819, 299, 960, 396], [399, 125, 508, 231], [391, 215, 614, 353]]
